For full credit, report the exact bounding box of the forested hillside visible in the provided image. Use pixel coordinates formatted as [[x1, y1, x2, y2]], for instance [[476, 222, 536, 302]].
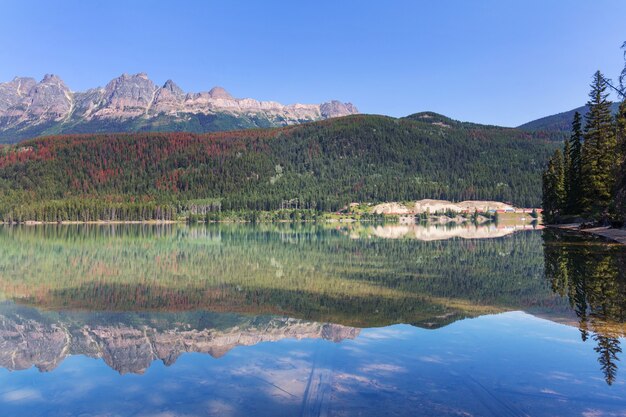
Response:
[[0, 114, 559, 221], [519, 102, 620, 133]]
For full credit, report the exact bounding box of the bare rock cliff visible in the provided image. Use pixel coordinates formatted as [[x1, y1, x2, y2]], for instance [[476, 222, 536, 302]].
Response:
[[0, 73, 359, 141]]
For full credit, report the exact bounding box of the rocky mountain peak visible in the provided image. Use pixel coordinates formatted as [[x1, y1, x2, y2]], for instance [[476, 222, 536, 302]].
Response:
[[152, 79, 185, 112], [208, 86, 233, 100], [162, 79, 184, 96], [12, 76, 37, 91], [41, 73, 63, 83], [27, 74, 72, 118], [0, 72, 359, 141], [12, 75, 35, 83], [103, 73, 158, 112], [0, 77, 37, 111], [320, 100, 359, 118]]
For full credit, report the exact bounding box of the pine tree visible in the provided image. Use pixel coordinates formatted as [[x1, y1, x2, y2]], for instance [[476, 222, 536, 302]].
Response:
[[567, 112, 584, 213], [542, 149, 565, 223], [613, 100, 626, 220], [581, 71, 617, 218], [617, 100, 626, 159], [562, 138, 572, 214]]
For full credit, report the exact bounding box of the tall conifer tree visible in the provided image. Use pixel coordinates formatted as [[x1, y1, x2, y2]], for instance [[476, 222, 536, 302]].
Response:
[[562, 138, 572, 213], [610, 41, 626, 221], [567, 112, 584, 213], [581, 71, 617, 217], [617, 100, 626, 158], [614, 100, 626, 219], [542, 149, 565, 223]]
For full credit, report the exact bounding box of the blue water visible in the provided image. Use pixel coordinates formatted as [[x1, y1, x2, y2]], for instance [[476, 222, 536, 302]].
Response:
[[0, 224, 623, 416], [0, 312, 623, 416]]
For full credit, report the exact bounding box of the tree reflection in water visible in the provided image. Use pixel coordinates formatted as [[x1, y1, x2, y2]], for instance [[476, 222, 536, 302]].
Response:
[[543, 229, 626, 385], [0, 224, 624, 385]]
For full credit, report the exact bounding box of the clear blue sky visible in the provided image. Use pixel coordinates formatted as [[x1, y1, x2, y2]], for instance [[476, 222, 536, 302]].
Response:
[[0, 0, 624, 126]]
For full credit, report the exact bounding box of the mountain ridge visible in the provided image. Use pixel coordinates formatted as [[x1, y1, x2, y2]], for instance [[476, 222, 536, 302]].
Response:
[[518, 102, 621, 132], [0, 73, 358, 143]]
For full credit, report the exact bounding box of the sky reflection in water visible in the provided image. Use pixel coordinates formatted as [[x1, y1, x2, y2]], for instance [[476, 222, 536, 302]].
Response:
[[0, 224, 624, 416]]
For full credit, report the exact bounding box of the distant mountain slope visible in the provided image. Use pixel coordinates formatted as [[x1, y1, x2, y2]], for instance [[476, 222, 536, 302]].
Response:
[[0, 113, 559, 218], [518, 102, 620, 132], [0, 73, 358, 143]]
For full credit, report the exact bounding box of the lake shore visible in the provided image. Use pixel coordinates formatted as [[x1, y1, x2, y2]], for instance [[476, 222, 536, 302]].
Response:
[[549, 223, 626, 244], [4, 220, 181, 225]]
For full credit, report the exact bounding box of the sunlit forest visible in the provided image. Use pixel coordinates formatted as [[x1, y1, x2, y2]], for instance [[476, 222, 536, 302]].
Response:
[[0, 114, 560, 221]]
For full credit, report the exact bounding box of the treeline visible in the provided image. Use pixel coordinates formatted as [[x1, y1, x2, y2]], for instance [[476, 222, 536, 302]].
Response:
[[1, 198, 178, 223], [0, 114, 560, 221], [542, 70, 626, 224], [0, 196, 330, 223]]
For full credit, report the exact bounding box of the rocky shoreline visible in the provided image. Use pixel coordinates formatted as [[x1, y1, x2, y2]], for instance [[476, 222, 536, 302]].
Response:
[[549, 224, 626, 244]]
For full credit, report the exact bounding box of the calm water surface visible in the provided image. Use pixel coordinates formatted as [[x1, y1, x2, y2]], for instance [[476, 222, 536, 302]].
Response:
[[0, 223, 624, 416]]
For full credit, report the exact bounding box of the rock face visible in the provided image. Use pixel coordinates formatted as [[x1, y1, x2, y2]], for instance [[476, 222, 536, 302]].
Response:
[[455, 200, 515, 212], [372, 199, 517, 216], [0, 73, 359, 142], [0, 77, 37, 112], [371, 202, 411, 215], [0, 75, 72, 122], [413, 199, 464, 214], [320, 100, 359, 118], [0, 310, 360, 374]]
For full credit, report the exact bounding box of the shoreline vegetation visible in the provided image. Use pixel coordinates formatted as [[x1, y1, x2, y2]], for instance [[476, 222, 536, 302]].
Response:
[[0, 199, 540, 226], [540, 64, 626, 245], [542, 69, 626, 228]]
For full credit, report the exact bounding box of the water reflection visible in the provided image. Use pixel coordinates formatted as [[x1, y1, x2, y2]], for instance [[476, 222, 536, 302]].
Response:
[[0, 310, 623, 417], [340, 222, 540, 240], [543, 229, 626, 385], [0, 224, 624, 415], [0, 223, 554, 327], [0, 303, 358, 374]]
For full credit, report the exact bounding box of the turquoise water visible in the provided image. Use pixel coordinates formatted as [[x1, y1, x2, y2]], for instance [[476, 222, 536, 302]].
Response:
[[0, 224, 623, 416]]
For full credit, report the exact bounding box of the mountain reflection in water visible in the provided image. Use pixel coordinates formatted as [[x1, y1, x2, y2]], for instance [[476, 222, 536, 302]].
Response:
[[0, 224, 624, 416], [0, 305, 359, 374]]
